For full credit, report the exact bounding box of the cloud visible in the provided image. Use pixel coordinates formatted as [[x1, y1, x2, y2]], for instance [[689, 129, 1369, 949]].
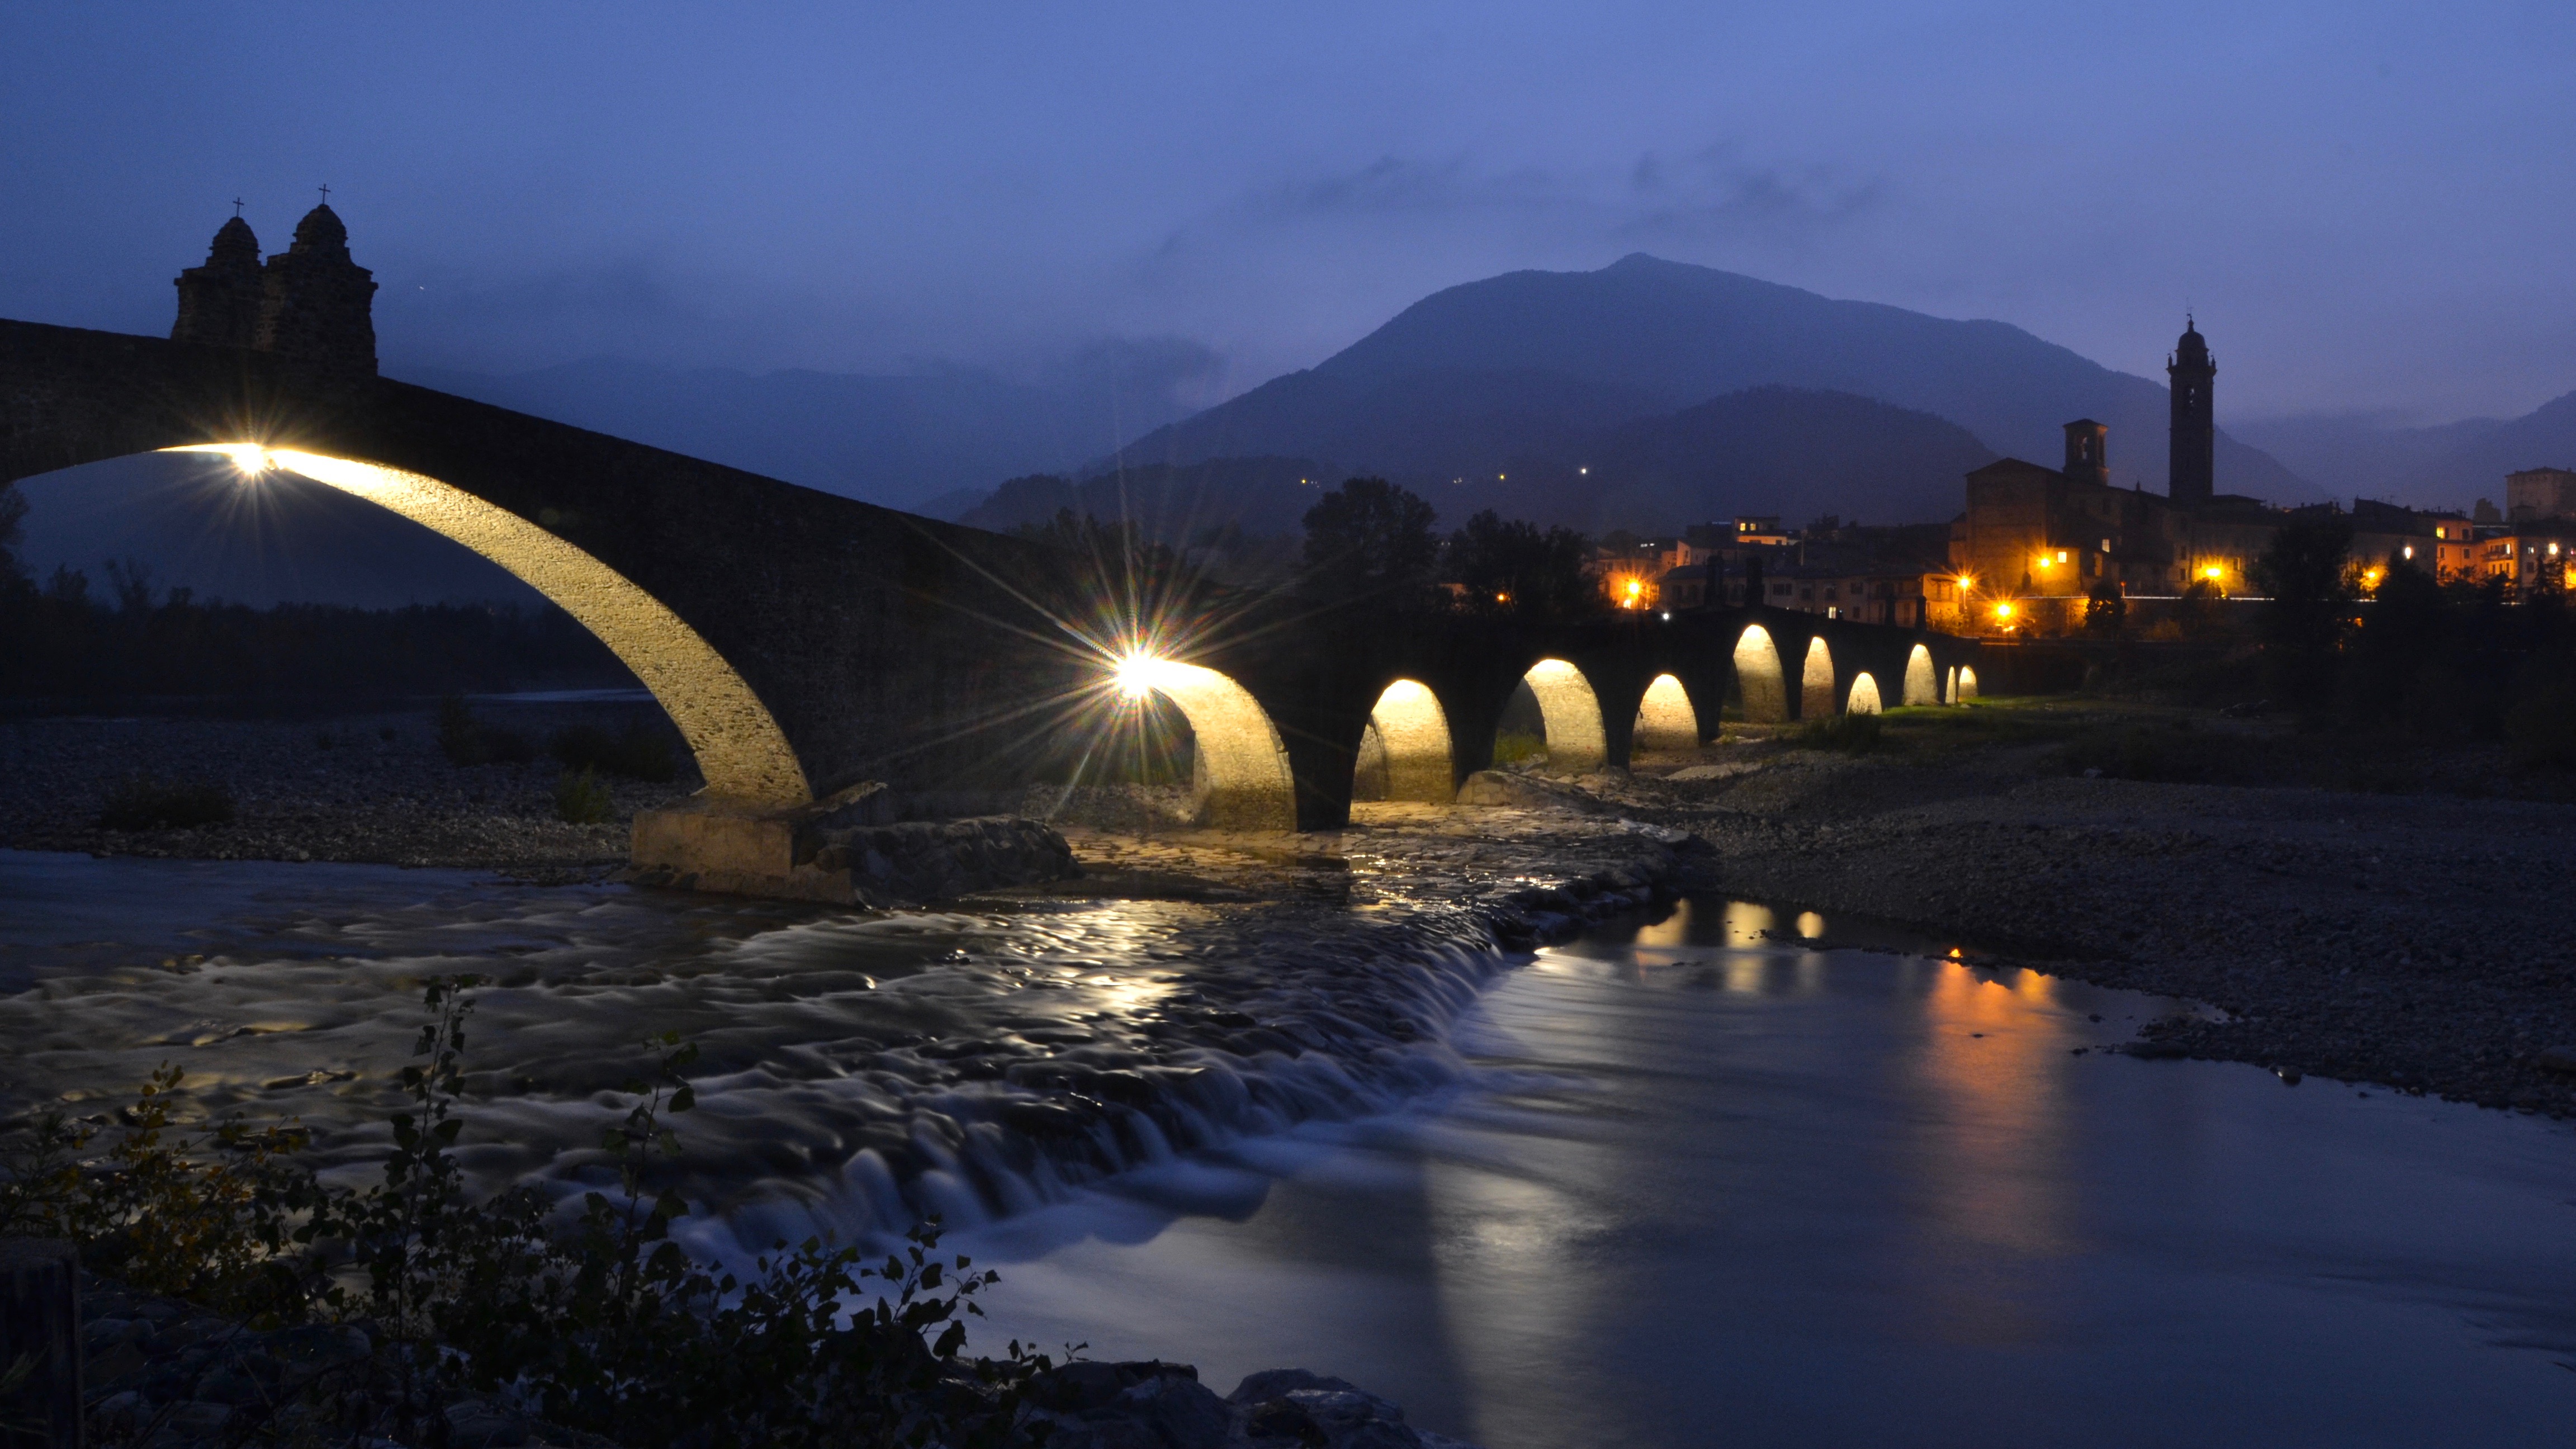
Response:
[[1242, 146, 1887, 248]]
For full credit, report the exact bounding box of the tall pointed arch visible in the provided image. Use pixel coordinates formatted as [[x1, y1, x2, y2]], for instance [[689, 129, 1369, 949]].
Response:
[[167, 446, 812, 806]]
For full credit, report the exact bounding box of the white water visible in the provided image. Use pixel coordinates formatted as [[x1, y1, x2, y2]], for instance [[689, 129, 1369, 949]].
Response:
[[6, 853, 2572, 1446]]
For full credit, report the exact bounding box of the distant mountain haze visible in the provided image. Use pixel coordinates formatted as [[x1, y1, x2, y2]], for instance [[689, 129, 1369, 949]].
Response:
[[396, 351, 1212, 513], [2237, 392, 2576, 511], [962, 389, 1995, 541], [1112, 254, 2321, 513]]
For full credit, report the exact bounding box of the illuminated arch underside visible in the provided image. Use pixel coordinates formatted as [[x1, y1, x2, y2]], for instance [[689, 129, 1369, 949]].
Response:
[[1127, 659, 1296, 830], [1732, 626, 1786, 723], [1368, 679, 1454, 803], [1523, 659, 1606, 772], [1634, 673, 1698, 752], [1957, 665, 1980, 699], [1800, 637, 1836, 719], [1903, 644, 1939, 706], [1846, 672, 1883, 714], [166, 446, 811, 807]]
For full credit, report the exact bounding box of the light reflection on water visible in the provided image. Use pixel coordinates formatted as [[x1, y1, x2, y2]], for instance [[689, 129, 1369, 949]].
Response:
[[958, 895, 2576, 1449]]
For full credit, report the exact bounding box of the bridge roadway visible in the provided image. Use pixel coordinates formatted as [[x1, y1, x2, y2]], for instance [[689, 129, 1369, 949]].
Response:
[[2, 318, 1979, 893]]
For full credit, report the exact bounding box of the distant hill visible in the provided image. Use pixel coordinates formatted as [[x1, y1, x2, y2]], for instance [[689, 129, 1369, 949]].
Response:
[[1471, 386, 1997, 532], [960, 456, 1336, 541], [1111, 254, 2318, 512], [2238, 391, 2576, 511], [963, 390, 1993, 541], [398, 355, 1205, 513]]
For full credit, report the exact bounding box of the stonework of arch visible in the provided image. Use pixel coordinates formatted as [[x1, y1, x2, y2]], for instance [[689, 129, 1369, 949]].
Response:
[[1127, 659, 1296, 831], [171, 447, 811, 807], [1903, 645, 1939, 706], [1846, 673, 1883, 714], [1366, 679, 1455, 803], [1800, 637, 1836, 719], [1523, 659, 1607, 771], [1958, 665, 1980, 699], [1946, 665, 1959, 703], [1732, 626, 1787, 723], [1633, 673, 1698, 753]]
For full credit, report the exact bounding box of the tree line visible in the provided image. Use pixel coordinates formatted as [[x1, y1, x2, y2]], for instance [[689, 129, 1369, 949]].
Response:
[[2251, 510, 2576, 757], [0, 479, 633, 702], [1019, 476, 1610, 619]]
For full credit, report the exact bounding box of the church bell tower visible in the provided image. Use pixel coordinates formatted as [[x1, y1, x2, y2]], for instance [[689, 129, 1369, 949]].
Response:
[[2167, 317, 2215, 508]]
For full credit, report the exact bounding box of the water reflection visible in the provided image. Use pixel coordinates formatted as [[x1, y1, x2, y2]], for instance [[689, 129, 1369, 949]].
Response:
[[964, 895, 2576, 1449]]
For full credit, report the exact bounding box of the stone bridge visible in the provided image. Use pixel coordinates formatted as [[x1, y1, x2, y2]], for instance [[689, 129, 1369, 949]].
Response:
[[2, 316, 1979, 892]]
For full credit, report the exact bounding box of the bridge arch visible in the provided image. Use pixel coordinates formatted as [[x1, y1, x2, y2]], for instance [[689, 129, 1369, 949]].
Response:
[[1799, 637, 1836, 719], [1362, 678, 1454, 803], [1903, 644, 1939, 706], [168, 446, 811, 806], [1846, 672, 1883, 714], [1522, 659, 1607, 771], [1957, 665, 1979, 699], [1633, 673, 1698, 754], [1732, 626, 1788, 723], [1117, 656, 1296, 830]]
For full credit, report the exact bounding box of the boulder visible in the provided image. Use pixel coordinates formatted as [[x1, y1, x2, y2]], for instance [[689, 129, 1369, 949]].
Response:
[[1453, 771, 1603, 813]]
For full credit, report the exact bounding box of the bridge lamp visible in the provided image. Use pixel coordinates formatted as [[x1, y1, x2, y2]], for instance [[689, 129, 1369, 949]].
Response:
[[216, 443, 277, 477], [1992, 601, 2016, 622], [1113, 651, 1177, 700]]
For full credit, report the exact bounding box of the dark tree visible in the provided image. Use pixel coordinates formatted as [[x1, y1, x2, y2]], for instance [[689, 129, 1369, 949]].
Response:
[[2083, 578, 2127, 636], [1299, 477, 1439, 604], [1741, 553, 1765, 608], [2343, 552, 2447, 728], [0, 479, 27, 591], [2252, 511, 2355, 719], [1444, 510, 1600, 619]]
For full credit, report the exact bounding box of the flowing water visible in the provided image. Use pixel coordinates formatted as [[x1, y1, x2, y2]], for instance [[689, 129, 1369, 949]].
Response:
[[4, 850, 2573, 1446]]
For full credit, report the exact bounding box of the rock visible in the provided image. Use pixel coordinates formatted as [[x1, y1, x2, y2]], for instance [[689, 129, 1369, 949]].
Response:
[[1453, 771, 1603, 813], [2535, 1046, 2576, 1075], [445, 1398, 533, 1448], [1666, 761, 1760, 782]]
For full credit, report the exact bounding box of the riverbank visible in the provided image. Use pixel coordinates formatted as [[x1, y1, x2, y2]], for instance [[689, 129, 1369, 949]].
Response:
[[0, 700, 691, 877], [1609, 700, 2576, 1119]]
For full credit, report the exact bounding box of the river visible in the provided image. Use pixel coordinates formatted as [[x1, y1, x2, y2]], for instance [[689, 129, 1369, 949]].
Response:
[[3, 850, 2571, 1446]]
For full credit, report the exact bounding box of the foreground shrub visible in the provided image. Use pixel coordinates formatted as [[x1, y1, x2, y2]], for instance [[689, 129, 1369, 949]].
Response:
[[0, 981, 1052, 1448], [549, 720, 679, 782], [555, 766, 615, 823], [437, 694, 534, 766], [1791, 713, 1883, 753], [2505, 675, 2576, 768], [96, 776, 235, 831]]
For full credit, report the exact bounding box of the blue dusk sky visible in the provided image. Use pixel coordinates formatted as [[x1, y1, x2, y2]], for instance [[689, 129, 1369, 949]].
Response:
[[3, 2, 2571, 423]]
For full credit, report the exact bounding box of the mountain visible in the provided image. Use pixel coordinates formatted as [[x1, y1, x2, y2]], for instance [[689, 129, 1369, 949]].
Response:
[[1110, 254, 2318, 513], [962, 389, 1994, 543], [1480, 386, 1999, 532], [396, 355, 1206, 513], [2237, 391, 2576, 512]]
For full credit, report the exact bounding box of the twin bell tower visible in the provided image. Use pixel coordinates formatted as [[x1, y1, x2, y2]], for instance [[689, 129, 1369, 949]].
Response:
[[171, 200, 377, 375]]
